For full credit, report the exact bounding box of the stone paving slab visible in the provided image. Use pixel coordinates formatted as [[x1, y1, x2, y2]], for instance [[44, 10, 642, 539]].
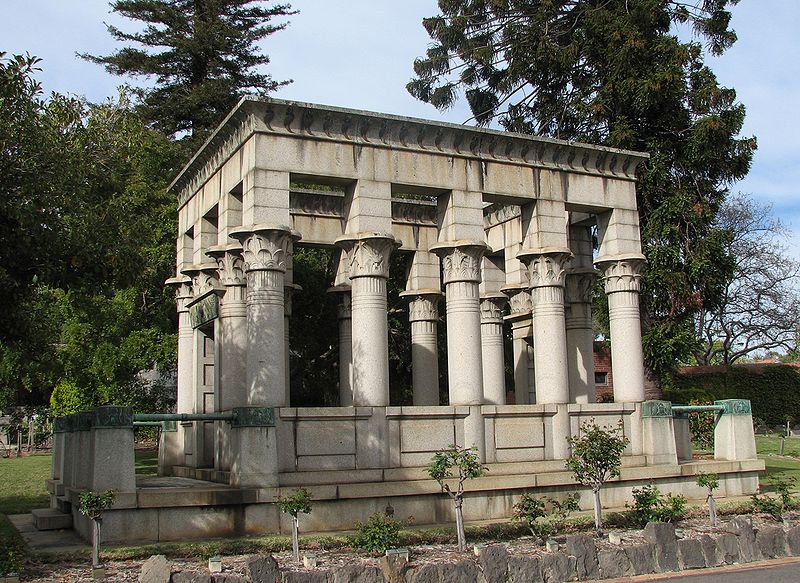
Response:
[[8, 514, 87, 553]]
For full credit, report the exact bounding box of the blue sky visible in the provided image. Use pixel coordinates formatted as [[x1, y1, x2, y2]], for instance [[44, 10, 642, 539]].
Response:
[[3, 1, 798, 252]]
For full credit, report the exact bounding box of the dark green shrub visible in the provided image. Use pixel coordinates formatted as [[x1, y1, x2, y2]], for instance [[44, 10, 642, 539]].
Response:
[[349, 513, 401, 554], [627, 484, 687, 525], [512, 492, 580, 543]]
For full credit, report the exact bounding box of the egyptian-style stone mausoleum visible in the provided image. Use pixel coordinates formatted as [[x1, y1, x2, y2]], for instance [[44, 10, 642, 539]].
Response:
[[41, 99, 763, 543]]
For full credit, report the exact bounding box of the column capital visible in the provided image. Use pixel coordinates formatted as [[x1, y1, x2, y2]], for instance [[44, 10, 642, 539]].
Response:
[[335, 232, 400, 279], [516, 247, 573, 289], [181, 262, 221, 297], [480, 293, 508, 323], [327, 285, 352, 319], [229, 224, 301, 273], [565, 268, 598, 304], [501, 284, 532, 322], [166, 275, 194, 312], [400, 290, 443, 322], [207, 244, 246, 287], [595, 254, 646, 293], [429, 240, 488, 284]]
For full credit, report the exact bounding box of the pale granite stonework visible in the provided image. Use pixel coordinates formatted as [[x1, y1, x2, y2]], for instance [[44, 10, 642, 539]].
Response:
[[44, 99, 763, 543]]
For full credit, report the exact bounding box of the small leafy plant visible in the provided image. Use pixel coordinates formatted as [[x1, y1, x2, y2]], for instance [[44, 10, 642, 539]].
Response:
[[627, 483, 686, 526], [78, 490, 115, 568], [697, 472, 719, 526], [512, 492, 580, 543], [752, 476, 797, 520], [566, 421, 629, 535], [428, 444, 486, 551], [275, 488, 312, 563], [349, 512, 401, 554]]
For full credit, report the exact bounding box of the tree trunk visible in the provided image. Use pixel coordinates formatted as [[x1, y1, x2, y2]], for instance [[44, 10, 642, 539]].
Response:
[[292, 516, 300, 563], [454, 498, 467, 552], [708, 491, 717, 527], [92, 519, 101, 567], [593, 488, 603, 534]]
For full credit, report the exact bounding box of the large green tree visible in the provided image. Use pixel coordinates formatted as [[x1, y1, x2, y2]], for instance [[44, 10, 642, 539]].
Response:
[[82, 0, 294, 143], [408, 0, 755, 382]]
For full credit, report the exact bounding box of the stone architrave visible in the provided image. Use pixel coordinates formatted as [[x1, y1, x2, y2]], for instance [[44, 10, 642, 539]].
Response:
[[595, 254, 646, 403], [328, 285, 353, 406], [400, 291, 443, 406], [502, 284, 533, 404], [335, 232, 399, 406], [229, 224, 300, 407], [517, 248, 572, 404], [480, 293, 508, 405], [565, 268, 597, 403]]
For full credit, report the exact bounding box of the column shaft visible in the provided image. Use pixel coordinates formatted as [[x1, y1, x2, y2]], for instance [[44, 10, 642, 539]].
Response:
[[565, 270, 597, 403], [403, 293, 442, 406], [336, 292, 353, 406], [480, 295, 507, 405]]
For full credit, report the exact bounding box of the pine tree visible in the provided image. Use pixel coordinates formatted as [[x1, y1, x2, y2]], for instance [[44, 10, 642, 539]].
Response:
[[408, 0, 755, 383], [82, 0, 294, 143]]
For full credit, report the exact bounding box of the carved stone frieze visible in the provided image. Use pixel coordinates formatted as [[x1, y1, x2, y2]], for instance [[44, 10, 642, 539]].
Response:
[[517, 249, 573, 289], [595, 255, 646, 294], [229, 225, 301, 273], [207, 244, 246, 287], [430, 241, 487, 285], [565, 269, 598, 304], [335, 233, 399, 279]]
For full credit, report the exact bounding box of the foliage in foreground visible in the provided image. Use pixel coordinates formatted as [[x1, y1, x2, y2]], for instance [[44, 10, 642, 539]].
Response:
[[512, 493, 580, 543], [348, 513, 401, 554], [626, 483, 687, 526]]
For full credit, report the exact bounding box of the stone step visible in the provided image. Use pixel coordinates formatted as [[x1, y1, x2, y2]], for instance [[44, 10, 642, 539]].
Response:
[[55, 496, 72, 515], [32, 507, 73, 530]]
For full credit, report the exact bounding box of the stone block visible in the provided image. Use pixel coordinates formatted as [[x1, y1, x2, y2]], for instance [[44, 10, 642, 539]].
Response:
[[172, 573, 211, 583], [405, 563, 439, 583], [624, 543, 656, 575], [757, 525, 787, 558], [643, 522, 678, 572], [725, 515, 762, 562], [540, 553, 576, 583], [787, 525, 800, 555], [333, 563, 385, 583], [677, 538, 706, 569], [31, 508, 73, 530], [248, 555, 281, 583], [714, 534, 740, 564], [565, 535, 598, 580], [475, 544, 508, 583], [212, 576, 246, 583], [281, 572, 330, 583], [698, 534, 722, 567], [437, 559, 479, 583], [506, 555, 542, 583], [138, 555, 171, 583], [597, 548, 633, 579]]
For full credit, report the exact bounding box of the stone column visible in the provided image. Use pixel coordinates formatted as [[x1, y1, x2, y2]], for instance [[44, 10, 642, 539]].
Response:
[[641, 401, 679, 465], [328, 285, 354, 406], [595, 255, 646, 403], [431, 241, 487, 459], [165, 275, 194, 467], [229, 225, 300, 407], [565, 268, 597, 403], [89, 407, 136, 492], [335, 233, 399, 406], [714, 399, 757, 461], [400, 291, 442, 406], [517, 249, 572, 404], [502, 285, 533, 404], [480, 293, 507, 405]]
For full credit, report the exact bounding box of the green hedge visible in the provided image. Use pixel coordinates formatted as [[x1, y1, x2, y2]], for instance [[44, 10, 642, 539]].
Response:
[[664, 365, 800, 426]]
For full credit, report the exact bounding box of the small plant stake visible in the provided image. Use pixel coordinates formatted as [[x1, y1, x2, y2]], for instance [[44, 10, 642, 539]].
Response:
[[566, 421, 629, 536], [696, 472, 719, 526], [427, 444, 486, 552], [78, 490, 115, 576], [275, 488, 312, 563]]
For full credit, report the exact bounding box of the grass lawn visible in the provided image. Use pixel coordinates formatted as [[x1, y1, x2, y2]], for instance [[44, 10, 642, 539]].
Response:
[[756, 434, 800, 457], [0, 454, 51, 515]]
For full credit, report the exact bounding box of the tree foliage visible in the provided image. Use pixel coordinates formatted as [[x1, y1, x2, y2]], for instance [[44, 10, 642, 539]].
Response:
[[409, 0, 756, 381], [694, 194, 800, 365], [81, 0, 295, 143]]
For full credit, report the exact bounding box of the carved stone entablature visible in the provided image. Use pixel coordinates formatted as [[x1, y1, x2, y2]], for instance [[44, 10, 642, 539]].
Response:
[[501, 284, 532, 320], [517, 248, 573, 289], [391, 199, 437, 226], [480, 293, 508, 323], [229, 224, 301, 273], [335, 232, 400, 279], [430, 241, 488, 285], [207, 244, 245, 287], [170, 99, 650, 207], [181, 262, 221, 297], [595, 254, 646, 294], [400, 290, 443, 322], [565, 268, 598, 304], [484, 204, 522, 229], [290, 189, 345, 219]]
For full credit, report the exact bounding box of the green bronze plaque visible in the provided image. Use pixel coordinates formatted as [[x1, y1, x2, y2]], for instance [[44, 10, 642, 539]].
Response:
[[642, 400, 673, 418], [716, 399, 752, 416], [93, 406, 134, 428], [232, 407, 275, 427], [188, 292, 219, 329]]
